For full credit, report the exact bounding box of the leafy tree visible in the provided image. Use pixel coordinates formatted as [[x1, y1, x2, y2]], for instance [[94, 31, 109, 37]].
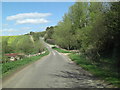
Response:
[[53, 13, 77, 50], [44, 26, 55, 41], [52, 2, 120, 64]]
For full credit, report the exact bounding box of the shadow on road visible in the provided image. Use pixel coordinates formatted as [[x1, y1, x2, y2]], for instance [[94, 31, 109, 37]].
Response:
[[54, 71, 94, 80]]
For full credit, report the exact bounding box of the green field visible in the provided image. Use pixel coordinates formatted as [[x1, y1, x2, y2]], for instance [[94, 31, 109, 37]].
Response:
[[1, 34, 49, 77], [2, 35, 45, 55]]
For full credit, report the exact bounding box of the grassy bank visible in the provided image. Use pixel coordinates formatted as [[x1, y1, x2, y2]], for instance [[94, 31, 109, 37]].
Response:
[[52, 47, 71, 53], [53, 47, 119, 87], [69, 53, 120, 87], [2, 50, 49, 77]]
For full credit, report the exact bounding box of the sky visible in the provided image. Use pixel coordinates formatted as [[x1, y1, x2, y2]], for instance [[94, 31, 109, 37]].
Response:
[[2, 2, 75, 36]]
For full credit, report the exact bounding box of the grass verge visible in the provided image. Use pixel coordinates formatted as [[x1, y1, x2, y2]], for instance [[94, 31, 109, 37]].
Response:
[[2, 49, 49, 77], [52, 47, 71, 53], [68, 53, 120, 87]]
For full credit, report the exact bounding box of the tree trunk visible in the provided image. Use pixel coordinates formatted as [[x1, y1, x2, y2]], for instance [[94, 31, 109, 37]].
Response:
[[112, 40, 120, 77]]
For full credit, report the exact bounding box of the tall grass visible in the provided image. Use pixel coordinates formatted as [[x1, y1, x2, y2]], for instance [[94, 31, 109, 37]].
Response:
[[2, 50, 49, 77], [69, 53, 120, 87]]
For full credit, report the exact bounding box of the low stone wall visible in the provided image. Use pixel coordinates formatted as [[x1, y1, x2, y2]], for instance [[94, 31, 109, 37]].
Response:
[[25, 51, 46, 58]]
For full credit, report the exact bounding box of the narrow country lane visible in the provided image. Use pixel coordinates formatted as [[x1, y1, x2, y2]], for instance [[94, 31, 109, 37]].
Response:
[[2, 39, 109, 88]]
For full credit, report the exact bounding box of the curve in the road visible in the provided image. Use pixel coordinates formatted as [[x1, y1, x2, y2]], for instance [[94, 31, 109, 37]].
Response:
[[3, 41, 109, 88]]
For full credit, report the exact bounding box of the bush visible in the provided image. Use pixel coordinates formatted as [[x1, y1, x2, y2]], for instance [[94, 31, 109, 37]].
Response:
[[2, 49, 49, 76], [46, 39, 55, 45]]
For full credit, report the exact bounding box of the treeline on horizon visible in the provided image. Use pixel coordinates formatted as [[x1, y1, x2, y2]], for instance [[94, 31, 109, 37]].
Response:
[[1, 28, 46, 62], [43, 2, 120, 72], [2, 34, 45, 55]]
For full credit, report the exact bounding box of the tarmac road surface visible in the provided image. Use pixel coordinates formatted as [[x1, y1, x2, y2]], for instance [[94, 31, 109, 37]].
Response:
[[2, 39, 111, 88]]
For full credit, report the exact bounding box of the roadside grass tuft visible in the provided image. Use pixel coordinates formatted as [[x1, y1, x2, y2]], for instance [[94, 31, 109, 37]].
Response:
[[68, 53, 120, 87], [52, 47, 71, 53]]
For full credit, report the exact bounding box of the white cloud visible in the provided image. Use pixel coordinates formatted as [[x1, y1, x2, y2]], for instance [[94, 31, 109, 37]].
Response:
[[21, 27, 32, 30], [6, 12, 52, 21], [16, 18, 49, 24], [39, 26, 46, 29], [2, 24, 9, 27], [2, 28, 17, 32]]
